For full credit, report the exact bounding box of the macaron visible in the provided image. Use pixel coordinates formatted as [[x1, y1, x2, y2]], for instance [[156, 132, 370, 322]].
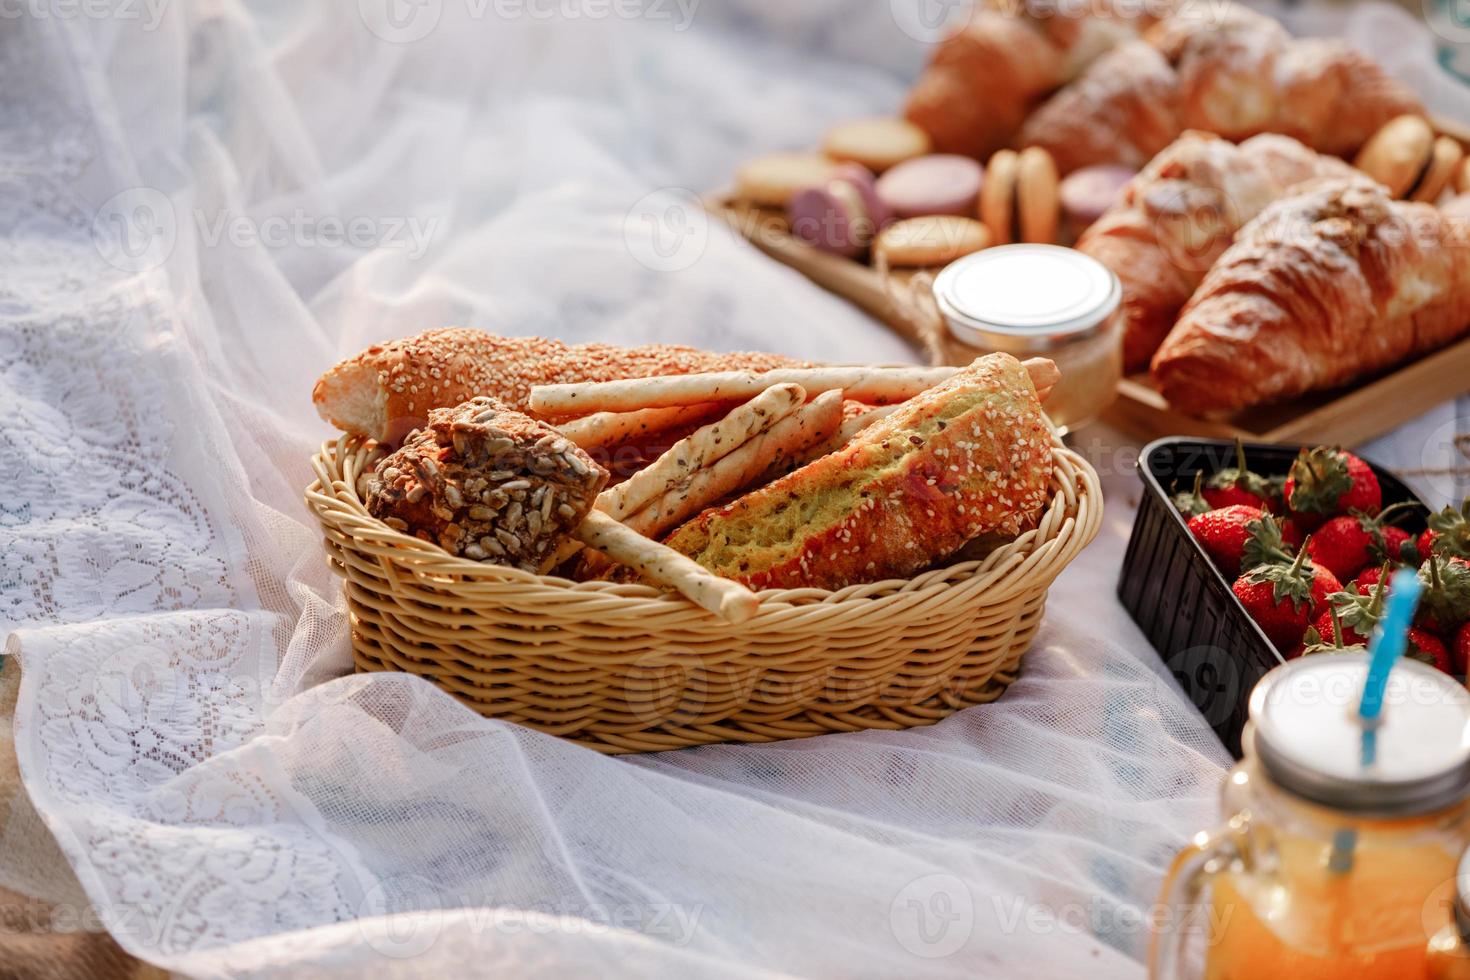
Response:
[[874, 215, 991, 268], [875, 154, 985, 219], [786, 163, 892, 257], [736, 152, 841, 208], [1059, 164, 1135, 235], [1409, 137, 1465, 203], [1353, 115, 1436, 199], [980, 147, 1060, 245], [822, 118, 933, 173]]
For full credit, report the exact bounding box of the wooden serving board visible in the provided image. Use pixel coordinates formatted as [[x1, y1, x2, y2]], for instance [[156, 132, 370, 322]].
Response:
[[710, 115, 1470, 447]]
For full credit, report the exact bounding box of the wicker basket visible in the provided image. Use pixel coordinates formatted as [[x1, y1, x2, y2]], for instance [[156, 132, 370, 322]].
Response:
[[305, 432, 1102, 753]]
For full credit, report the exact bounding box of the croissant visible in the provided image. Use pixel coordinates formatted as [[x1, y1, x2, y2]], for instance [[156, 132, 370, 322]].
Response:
[[1077, 131, 1355, 369], [1150, 179, 1470, 415], [903, 2, 1166, 160], [1020, 2, 1423, 174]]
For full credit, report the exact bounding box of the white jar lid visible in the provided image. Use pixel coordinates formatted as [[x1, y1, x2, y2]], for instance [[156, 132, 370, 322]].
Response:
[[932, 244, 1121, 353], [1249, 652, 1470, 816]]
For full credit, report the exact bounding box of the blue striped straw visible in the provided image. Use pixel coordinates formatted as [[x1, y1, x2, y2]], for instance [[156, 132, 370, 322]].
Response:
[[1359, 568, 1425, 738]]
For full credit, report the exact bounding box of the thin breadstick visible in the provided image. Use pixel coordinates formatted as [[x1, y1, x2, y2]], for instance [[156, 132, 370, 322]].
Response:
[[531, 358, 1060, 416], [555, 403, 720, 449], [530, 366, 958, 416], [625, 390, 845, 541], [1022, 357, 1059, 404], [574, 510, 759, 623], [598, 383, 805, 521]]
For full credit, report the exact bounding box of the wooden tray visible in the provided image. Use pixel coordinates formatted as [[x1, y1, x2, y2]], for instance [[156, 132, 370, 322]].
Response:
[[711, 115, 1470, 446]]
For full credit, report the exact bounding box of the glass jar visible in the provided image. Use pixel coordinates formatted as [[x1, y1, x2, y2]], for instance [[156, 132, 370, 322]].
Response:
[[1151, 653, 1470, 980], [931, 244, 1122, 434], [1426, 848, 1470, 979]]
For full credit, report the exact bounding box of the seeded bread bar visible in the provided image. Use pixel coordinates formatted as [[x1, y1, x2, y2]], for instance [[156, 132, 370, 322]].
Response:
[[662, 353, 1053, 590], [365, 398, 608, 570]]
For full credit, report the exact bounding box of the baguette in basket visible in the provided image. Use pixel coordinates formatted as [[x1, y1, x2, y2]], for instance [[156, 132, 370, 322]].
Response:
[[661, 353, 1054, 590]]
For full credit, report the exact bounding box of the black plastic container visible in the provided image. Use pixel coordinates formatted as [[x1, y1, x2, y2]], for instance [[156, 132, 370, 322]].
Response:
[[1118, 437, 1428, 758]]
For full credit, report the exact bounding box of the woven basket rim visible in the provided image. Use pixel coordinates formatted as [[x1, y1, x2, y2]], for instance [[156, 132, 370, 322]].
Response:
[[305, 430, 1099, 615]]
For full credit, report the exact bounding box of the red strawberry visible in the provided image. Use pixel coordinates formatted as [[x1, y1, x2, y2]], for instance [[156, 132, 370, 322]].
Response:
[[1234, 542, 1342, 651], [1284, 446, 1381, 528], [1172, 472, 1212, 519], [1188, 505, 1282, 578], [1454, 622, 1470, 677], [1417, 556, 1470, 635], [1419, 501, 1470, 561], [1280, 517, 1306, 550], [1302, 502, 1420, 582], [1408, 629, 1453, 674], [1354, 564, 1386, 593], [1202, 440, 1273, 511], [1301, 604, 1369, 656], [1314, 570, 1388, 646]]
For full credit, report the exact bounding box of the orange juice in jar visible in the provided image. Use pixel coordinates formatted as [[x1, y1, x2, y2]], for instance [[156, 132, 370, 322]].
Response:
[[1151, 653, 1470, 980]]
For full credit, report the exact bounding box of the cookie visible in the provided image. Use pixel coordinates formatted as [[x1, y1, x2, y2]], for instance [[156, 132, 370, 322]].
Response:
[[1015, 147, 1060, 245], [822, 118, 932, 173], [1059, 164, 1134, 234], [736, 153, 841, 208], [1409, 136, 1465, 203], [875, 154, 984, 219], [1353, 115, 1435, 198], [874, 215, 991, 268], [981, 148, 1059, 245], [787, 164, 892, 257]]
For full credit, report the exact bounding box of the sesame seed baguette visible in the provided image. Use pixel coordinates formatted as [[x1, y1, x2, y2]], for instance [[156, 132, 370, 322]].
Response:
[[555, 404, 724, 450], [800, 403, 906, 464], [662, 352, 1054, 591], [573, 510, 760, 623], [529, 358, 1061, 418], [529, 366, 959, 417], [598, 384, 806, 523], [622, 390, 845, 542], [313, 327, 806, 444]]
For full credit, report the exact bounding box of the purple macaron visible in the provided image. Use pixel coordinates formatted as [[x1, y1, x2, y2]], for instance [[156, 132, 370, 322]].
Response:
[[1059, 165, 1136, 232], [874, 154, 984, 219], [786, 163, 891, 257]]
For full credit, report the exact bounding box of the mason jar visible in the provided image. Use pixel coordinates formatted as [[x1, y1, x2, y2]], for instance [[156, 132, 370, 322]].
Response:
[[931, 244, 1122, 434]]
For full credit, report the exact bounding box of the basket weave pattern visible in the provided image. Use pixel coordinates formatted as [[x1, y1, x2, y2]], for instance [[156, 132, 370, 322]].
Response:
[[306, 433, 1102, 753]]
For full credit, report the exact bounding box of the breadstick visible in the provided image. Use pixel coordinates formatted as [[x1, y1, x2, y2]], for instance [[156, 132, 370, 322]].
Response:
[[598, 384, 805, 521], [798, 403, 905, 464], [530, 366, 957, 416], [574, 510, 759, 623], [555, 403, 719, 449], [625, 390, 845, 541], [531, 359, 1061, 416]]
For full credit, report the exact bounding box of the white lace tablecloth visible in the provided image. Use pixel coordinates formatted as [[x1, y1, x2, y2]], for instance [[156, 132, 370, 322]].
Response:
[[1, 2, 1466, 977]]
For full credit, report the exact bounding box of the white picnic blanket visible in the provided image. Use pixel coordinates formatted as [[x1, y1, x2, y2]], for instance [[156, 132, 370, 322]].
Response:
[[1, 1, 1465, 976]]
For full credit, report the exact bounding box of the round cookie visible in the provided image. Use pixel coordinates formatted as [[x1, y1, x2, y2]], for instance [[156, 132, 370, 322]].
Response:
[[787, 164, 891, 257], [1059, 164, 1135, 232], [1353, 115, 1435, 198], [979, 149, 1019, 246], [874, 215, 991, 268], [822, 118, 933, 173], [736, 153, 841, 208], [875, 154, 984, 219], [1410, 136, 1465, 203], [1015, 147, 1060, 245]]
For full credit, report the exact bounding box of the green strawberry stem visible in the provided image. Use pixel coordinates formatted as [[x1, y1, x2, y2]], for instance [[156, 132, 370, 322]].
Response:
[[1329, 604, 1346, 651]]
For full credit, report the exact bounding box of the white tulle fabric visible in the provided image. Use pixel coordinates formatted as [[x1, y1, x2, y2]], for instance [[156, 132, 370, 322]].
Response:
[[1, 2, 1465, 976]]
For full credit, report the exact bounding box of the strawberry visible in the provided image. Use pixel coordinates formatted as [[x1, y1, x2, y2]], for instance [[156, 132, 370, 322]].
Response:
[[1172, 472, 1213, 519], [1302, 502, 1420, 582], [1280, 516, 1306, 550], [1354, 564, 1387, 593], [1301, 605, 1368, 656], [1234, 541, 1342, 651], [1418, 501, 1470, 561], [1417, 556, 1470, 635], [1454, 622, 1470, 677], [1284, 446, 1381, 528], [1202, 440, 1274, 511], [1408, 630, 1453, 674], [1188, 505, 1283, 578]]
